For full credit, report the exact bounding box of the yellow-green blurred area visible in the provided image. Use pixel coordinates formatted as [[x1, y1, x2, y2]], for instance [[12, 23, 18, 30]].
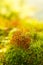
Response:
[[0, 0, 43, 30], [0, 0, 43, 65]]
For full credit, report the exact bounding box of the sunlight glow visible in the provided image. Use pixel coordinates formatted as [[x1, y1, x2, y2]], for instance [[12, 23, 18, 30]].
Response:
[[2, 48, 7, 52], [0, 49, 2, 53], [0, 0, 37, 19], [0, 48, 7, 53]]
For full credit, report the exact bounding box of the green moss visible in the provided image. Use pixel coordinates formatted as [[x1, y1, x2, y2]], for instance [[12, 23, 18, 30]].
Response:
[[3, 40, 43, 65], [0, 29, 43, 65]]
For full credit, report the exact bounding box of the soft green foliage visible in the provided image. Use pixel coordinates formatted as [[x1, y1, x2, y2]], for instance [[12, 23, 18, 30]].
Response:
[[0, 29, 43, 65], [29, 40, 43, 65], [2, 40, 43, 65], [4, 46, 28, 65]]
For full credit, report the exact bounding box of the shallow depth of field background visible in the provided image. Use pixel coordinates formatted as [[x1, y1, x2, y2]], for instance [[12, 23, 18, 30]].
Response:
[[0, 0, 43, 65]]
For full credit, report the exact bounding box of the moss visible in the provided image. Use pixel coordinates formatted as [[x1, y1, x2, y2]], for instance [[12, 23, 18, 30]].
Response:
[[3, 40, 43, 65]]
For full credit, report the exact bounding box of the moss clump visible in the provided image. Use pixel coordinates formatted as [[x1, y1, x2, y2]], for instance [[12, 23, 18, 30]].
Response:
[[0, 29, 43, 65], [3, 39, 43, 65]]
